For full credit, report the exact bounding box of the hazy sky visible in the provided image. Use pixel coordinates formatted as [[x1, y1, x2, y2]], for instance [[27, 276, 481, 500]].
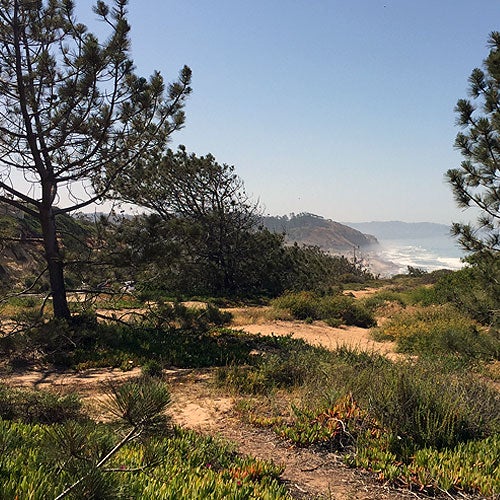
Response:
[[79, 1, 500, 223]]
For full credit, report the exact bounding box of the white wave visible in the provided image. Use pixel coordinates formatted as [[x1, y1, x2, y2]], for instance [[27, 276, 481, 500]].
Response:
[[363, 239, 465, 276]]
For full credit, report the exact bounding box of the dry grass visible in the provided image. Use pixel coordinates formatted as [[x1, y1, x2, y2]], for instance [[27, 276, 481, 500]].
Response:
[[227, 306, 292, 326]]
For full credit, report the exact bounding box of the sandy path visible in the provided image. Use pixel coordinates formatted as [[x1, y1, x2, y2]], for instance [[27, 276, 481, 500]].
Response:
[[236, 320, 396, 357]]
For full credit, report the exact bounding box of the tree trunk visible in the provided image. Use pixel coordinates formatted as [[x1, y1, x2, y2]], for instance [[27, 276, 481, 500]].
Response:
[[39, 206, 71, 319]]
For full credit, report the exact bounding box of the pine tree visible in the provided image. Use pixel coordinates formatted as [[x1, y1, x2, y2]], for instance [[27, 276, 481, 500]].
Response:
[[114, 146, 260, 295], [447, 31, 500, 253], [0, 0, 191, 318]]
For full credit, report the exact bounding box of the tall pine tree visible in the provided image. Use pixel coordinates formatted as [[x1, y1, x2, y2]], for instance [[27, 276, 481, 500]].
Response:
[[0, 0, 191, 318], [447, 32, 500, 253]]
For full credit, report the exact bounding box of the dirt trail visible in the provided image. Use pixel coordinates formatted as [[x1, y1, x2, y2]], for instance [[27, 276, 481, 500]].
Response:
[[166, 370, 425, 500]]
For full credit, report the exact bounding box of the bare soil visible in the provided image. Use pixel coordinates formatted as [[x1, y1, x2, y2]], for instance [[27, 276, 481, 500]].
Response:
[[234, 319, 398, 359]]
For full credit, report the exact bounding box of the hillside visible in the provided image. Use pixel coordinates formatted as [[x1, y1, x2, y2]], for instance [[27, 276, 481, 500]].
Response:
[[0, 205, 95, 290], [261, 213, 378, 252]]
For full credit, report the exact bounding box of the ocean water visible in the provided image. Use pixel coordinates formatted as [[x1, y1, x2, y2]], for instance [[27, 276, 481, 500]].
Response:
[[365, 236, 465, 276]]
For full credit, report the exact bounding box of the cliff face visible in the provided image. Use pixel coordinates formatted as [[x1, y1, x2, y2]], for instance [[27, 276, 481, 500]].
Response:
[[261, 213, 379, 253]]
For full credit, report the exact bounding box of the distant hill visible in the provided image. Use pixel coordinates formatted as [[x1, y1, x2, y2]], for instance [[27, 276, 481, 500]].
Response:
[[261, 213, 378, 252], [342, 221, 451, 241]]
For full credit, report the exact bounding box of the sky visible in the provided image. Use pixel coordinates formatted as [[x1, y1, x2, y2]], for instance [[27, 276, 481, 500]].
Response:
[[77, 0, 500, 224]]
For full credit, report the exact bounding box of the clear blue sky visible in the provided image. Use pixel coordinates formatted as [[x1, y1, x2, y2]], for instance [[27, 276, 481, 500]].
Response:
[[80, 1, 500, 223]]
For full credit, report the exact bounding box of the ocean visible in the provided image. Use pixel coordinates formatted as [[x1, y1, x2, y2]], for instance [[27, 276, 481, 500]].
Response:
[[362, 235, 465, 276]]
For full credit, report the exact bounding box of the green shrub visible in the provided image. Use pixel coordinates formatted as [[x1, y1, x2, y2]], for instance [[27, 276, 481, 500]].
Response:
[[271, 292, 376, 327], [0, 384, 84, 424], [373, 305, 499, 360], [216, 336, 333, 394], [357, 363, 499, 456], [271, 291, 320, 320], [4, 303, 240, 369], [320, 295, 376, 328], [432, 259, 500, 326], [141, 360, 164, 378], [361, 290, 406, 311]]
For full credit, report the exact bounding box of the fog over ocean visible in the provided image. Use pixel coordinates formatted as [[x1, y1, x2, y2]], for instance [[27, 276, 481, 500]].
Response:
[[372, 236, 465, 276], [345, 222, 466, 277]]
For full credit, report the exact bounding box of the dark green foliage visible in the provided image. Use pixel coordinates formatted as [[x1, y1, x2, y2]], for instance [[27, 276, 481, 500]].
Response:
[[218, 340, 333, 394], [142, 302, 232, 331], [0, 0, 191, 318], [446, 32, 500, 253], [106, 148, 374, 299], [0, 384, 84, 424], [141, 360, 164, 378], [271, 291, 376, 327], [432, 256, 500, 327], [281, 244, 374, 292], [112, 147, 266, 297], [4, 313, 101, 365], [106, 213, 291, 298], [103, 376, 171, 430], [3, 304, 253, 369], [106, 212, 374, 300]]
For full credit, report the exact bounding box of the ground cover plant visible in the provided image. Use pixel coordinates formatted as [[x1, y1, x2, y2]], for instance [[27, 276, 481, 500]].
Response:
[[217, 340, 500, 497], [0, 378, 290, 499]]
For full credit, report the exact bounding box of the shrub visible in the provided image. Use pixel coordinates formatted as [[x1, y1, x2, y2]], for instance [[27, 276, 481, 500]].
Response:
[[141, 360, 164, 378], [320, 295, 376, 328], [361, 290, 406, 312], [358, 362, 499, 456], [271, 291, 320, 320], [216, 336, 333, 394], [271, 292, 376, 327], [0, 384, 84, 424], [432, 260, 500, 326], [373, 305, 499, 360]]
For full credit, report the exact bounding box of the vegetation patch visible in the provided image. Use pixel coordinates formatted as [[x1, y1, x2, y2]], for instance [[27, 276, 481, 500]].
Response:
[[0, 377, 289, 499], [0, 384, 84, 424], [219, 344, 500, 497], [271, 291, 376, 327], [372, 304, 499, 360]]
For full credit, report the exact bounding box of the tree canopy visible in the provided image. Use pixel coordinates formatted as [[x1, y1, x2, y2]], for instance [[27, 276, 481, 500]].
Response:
[[447, 31, 500, 253], [112, 147, 267, 296], [0, 0, 191, 317]]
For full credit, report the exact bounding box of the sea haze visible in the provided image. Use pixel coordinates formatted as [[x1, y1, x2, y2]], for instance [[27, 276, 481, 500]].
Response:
[[345, 222, 466, 276]]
